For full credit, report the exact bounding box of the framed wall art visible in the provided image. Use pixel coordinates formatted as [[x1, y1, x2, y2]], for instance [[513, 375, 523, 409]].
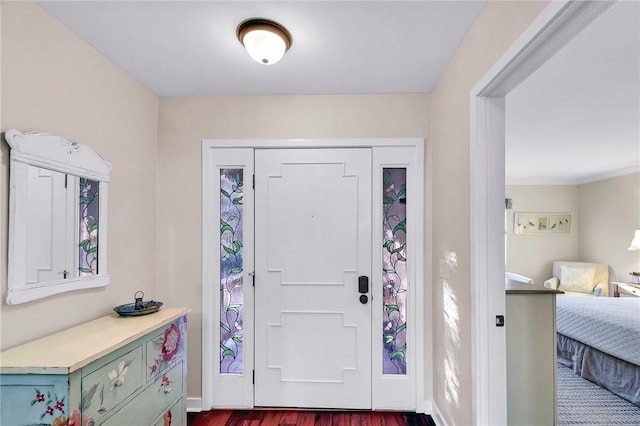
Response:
[[514, 212, 571, 235]]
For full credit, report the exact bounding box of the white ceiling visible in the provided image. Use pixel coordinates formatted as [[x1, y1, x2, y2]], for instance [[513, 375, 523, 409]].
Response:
[[37, 0, 486, 96], [506, 1, 640, 185], [36, 1, 639, 185]]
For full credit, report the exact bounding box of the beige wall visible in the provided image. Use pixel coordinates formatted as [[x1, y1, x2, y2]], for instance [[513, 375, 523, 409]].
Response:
[[505, 185, 579, 284], [0, 2, 159, 349], [506, 173, 640, 288], [157, 94, 430, 400], [579, 173, 640, 282], [428, 1, 549, 425]]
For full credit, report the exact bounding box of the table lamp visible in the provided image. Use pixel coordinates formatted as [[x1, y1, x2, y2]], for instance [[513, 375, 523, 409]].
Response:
[[629, 229, 640, 283]]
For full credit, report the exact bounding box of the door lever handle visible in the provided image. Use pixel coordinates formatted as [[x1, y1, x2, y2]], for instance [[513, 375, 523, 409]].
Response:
[[358, 276, 369, 294]]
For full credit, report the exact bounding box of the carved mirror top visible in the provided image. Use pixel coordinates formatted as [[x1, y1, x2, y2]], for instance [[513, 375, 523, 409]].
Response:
[[5, 129, 112, 182]]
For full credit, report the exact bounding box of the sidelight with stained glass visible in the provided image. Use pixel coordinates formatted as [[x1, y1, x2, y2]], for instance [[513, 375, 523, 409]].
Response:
[[220, 169, 244, 374], [382, 168, 407, 375]]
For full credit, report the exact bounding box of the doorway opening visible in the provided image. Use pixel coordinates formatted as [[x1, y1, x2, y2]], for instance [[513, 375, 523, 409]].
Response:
[[470, 1, 619, 425]]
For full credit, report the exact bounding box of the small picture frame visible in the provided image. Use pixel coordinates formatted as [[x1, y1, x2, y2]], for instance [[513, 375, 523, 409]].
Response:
[[514, 212, 571, 235]]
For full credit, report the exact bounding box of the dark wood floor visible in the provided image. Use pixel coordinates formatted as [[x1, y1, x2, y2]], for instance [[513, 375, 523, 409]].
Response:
[[188, 409, 435, 426]]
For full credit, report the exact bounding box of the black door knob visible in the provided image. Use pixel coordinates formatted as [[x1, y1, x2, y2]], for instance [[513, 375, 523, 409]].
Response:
[[359, 295, 368, 304]]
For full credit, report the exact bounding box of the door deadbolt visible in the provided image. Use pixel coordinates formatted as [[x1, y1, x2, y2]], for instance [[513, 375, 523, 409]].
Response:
[[358, 276, 369, 293]]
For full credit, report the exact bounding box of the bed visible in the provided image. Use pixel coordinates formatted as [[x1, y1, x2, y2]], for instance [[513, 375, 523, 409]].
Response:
[[556, 295, 640, 406]]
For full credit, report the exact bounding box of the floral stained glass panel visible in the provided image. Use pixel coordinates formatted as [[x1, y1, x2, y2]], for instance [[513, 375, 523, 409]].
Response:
[[382, 168, 407, 375], [220, 169, 244, 374], [79, 178, 99, 276]]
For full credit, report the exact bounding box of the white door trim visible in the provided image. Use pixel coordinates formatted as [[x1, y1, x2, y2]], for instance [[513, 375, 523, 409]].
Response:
[[469, 1, 616, 425], [202, 138, 427, 412], [202, 148, 255, 408], [204, 138, 423, 149]]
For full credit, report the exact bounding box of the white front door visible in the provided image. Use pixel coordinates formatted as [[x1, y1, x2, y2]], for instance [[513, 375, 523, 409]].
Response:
[[254, 148, 372, 409]]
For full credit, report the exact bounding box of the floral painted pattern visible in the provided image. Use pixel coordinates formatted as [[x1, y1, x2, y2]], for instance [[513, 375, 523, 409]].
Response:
[[108, 359, 131, 389], [79, 355, 134, 417], [51, 415, 69, 426], [68, 410, 95, 426], [159, 374, 172, 393], [25, 389, 94, 426], [163, 409, 173, 426], [149, 317, 186, 377], [30, 389, 66, 422], [162, 324, 181, 361]]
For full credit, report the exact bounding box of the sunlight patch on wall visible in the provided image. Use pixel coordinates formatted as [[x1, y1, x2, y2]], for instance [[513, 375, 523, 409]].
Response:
[[442, 250, 461, 407], [444, 251, 458, 270], [443, 280, 461, 406], [444, 349, 461, 406], [443, 280, 460, 347]]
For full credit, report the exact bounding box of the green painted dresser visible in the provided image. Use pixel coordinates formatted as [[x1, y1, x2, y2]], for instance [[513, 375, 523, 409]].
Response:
[[0, 307, 189, 426]]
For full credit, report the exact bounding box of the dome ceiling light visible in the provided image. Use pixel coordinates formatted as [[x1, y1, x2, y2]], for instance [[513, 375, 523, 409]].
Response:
[[236, 18, 292, 65]]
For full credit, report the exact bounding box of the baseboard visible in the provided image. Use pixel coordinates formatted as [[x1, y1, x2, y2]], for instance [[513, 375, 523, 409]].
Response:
[[187, 397, 203, 412], [419, 399, 432, 414], [189, 396, 446, 421], [430, 401, 449, 426]]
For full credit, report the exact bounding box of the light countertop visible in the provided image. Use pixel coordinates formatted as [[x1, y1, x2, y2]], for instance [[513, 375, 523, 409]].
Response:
[[0, 307, 189, 374]]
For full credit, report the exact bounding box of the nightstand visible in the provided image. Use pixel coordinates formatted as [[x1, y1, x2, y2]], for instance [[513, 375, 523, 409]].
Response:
[[612, 282, 640, 297]]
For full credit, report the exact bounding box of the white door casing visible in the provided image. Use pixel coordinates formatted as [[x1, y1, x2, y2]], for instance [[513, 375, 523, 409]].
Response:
[[469, 1, 616, 424], [254, 148, 372, 409], [202, 139, 425, 412]]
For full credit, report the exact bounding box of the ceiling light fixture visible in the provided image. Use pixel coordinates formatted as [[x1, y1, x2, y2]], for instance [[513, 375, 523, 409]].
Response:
[[237, 18, 292, 65]]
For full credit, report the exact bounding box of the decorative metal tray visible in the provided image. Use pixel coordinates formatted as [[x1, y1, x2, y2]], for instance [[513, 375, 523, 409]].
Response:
[[114, 291, 163, 316], [113, 300, 163, 317]]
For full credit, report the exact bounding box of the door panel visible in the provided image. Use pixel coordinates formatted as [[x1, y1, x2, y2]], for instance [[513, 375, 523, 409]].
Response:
[[255, 149, 372, 409], [267, 312, 357, 382]]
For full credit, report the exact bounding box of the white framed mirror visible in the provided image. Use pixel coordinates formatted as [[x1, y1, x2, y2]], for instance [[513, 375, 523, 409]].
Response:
[[4, 129, 112, 304]]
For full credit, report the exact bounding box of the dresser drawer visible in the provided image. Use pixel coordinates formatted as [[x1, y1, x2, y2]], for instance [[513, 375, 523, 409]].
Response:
[[146, 316, 187, 382], [81, 345, 144, 421], [152, 398, 185, 426], [101, 360, 184, 426]]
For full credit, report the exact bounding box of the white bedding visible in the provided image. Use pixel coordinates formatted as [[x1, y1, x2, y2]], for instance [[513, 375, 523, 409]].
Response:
[[556, 295, 640, 366]]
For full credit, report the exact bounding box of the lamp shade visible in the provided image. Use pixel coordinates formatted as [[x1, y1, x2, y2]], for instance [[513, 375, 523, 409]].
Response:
[[237, 19, 292, 65], [629, 229, 640, 250]]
